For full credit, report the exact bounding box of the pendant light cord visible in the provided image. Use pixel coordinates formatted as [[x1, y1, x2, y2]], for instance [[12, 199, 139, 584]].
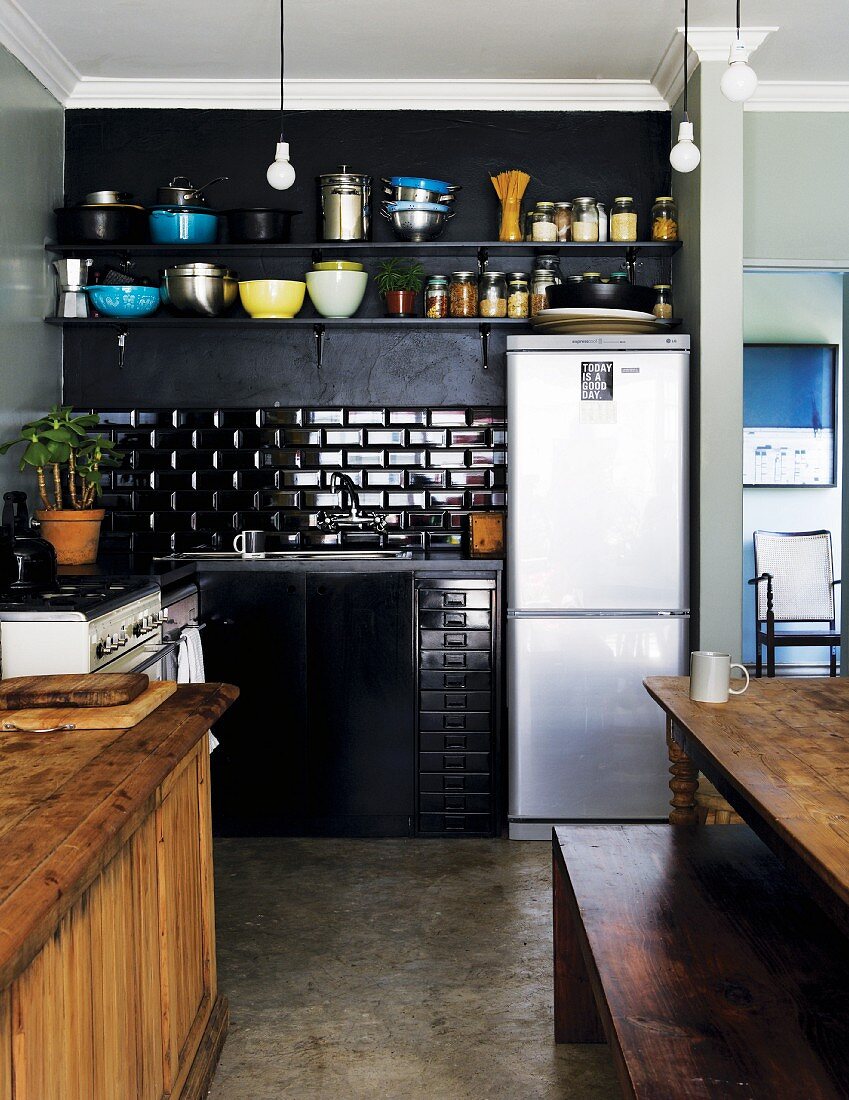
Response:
[[278, 0, 285, 142], [682, 0, 689, 117], [736, 0, 741, 40]]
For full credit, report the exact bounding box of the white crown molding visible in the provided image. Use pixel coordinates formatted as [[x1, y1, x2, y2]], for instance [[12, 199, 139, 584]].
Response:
[[64, 76, 668, 111], [654, 26, 777, 106], [0, 0, 77, 102], [745, 81, 849, 111]]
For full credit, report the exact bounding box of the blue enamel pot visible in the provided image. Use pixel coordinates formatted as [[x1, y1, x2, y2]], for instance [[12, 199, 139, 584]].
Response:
[[148, 208, 219, 244]]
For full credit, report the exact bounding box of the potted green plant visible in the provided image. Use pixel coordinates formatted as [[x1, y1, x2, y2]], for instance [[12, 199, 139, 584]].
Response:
[[374, 259, 424, 317], [0, 406, 122, 564]]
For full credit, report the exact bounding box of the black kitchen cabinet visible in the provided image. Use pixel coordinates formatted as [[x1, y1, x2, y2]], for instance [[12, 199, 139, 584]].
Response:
[[201, 569, 414, 837]]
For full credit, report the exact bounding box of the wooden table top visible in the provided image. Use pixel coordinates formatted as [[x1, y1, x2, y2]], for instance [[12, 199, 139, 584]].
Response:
[[0, 682, 237, 992], [645, 675, 849, 933]]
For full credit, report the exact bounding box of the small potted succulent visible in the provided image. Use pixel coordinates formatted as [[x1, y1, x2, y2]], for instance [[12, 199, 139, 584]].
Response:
[[0, 406, 122, 564], [374, 259, 424, 317]]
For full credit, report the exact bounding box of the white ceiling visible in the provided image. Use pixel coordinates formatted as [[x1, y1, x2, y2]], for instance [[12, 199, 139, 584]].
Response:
[[2, 0, 849, 109]]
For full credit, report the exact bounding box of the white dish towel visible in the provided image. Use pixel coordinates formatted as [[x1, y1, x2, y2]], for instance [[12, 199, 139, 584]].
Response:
[[177, 625, 219, 753]]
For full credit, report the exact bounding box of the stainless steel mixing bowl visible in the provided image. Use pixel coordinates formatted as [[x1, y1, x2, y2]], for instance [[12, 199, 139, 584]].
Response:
[[160, 272, 238, 316], [380, 205, 454, 242]]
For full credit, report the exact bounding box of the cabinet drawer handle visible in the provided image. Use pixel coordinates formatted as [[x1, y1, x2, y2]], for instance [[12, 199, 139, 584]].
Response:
[[443, 673, 466, 688], [443, 652, 466, 668], [443, 714, 466, 730], [445, 735, 466, 750], [443, 776, 465, 791], [443, 753, 466, 770], [445, 814, 466, 831], [445, 693, 467, 709], [443, 592, 466, 607], [444, 612, 466, 627], [287, 584, 296, 594], [444, 633, 467, 647], [317, 584, 328, 595], [445, 795, 466, 811]]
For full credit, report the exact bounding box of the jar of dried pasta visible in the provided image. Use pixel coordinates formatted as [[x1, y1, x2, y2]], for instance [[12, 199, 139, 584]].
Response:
[[479, 271, 507, 318], [610, 196, 638, 242], [449, 271, 478, 318], [425, 276, 448, 319], [530, 269, 557, 316], [507, 275, 529, 318], [651, 196, 678, 241], [572, 197, 599, 242]]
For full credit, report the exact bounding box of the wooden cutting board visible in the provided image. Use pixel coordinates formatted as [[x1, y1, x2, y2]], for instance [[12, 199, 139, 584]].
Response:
[[0, 673, 150, 710], [0, 681, 176, 732]]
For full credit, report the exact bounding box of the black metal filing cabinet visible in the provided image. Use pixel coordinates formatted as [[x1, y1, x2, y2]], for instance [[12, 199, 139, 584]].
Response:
[[416, 575, 502, 836]]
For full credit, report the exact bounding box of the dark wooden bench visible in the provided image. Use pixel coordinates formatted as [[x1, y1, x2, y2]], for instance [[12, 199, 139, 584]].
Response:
[[553, 824, 849, 1099]]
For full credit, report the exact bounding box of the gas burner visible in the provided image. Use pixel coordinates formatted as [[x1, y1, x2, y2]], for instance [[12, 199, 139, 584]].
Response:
[[0, 575, 159, 622]]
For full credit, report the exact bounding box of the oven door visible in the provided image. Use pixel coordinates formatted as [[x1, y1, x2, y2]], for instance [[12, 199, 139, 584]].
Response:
[[100, 640, 180, 681]]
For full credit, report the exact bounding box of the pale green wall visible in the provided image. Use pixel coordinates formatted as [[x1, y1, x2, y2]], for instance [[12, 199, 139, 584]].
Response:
[[744, 114, 849, 263], [742, 272, 843, 666], [0, 44, 63, 495], [674, 62, 745, 660]]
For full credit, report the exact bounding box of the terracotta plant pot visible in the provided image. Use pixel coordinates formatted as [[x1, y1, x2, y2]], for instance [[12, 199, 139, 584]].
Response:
[[35, 508, 105, 565], [384, 289, 417, 317]]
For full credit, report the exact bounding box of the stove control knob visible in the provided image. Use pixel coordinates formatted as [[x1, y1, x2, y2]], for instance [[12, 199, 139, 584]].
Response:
[[133, 620, 143, 637], [96, 639, 106, 659], [118, 628, 129, 647]]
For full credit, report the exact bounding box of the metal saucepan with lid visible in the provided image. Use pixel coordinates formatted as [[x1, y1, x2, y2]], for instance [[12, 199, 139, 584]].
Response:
[[316, 165, 372, 242], [156, 175, 229, 207]]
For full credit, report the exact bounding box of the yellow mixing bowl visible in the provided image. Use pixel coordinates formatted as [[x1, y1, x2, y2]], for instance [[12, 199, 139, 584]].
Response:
[[238, 279, 306, 319], [312, 260, 364, 272]]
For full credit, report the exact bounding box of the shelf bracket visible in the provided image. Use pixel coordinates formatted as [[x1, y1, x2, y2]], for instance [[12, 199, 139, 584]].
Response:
[[313, 323, 325, 370], [625, 247, 638, 285], [114, 325, 128, 370], [311, 248, 324, 266], [479, 323, 491, 370], [477, 247, 489, 277]]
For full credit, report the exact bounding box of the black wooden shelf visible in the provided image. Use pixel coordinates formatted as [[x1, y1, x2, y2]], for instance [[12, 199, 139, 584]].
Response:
[[45, 240, 682, 259], [45, 316, 523, 328]]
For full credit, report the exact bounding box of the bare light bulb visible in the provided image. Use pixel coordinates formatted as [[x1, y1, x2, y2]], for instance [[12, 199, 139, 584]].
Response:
[[267, 141, 296, 190], [720, 41, 758, 102], [669, 119, 701, 174]]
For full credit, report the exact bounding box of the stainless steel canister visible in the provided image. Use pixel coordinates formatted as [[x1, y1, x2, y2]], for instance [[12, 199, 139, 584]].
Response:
[[316, 165, 372, 241]]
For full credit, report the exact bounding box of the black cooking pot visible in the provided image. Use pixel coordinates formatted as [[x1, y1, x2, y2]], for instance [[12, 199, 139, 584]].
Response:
[[54, 205, 148, 245], [224, 208, 300, 243], [2, 492, 58, 593], [545, 281, 657, 314]]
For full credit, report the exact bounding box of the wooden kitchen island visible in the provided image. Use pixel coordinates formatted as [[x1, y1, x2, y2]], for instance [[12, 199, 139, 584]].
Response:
[[0, 682, 237, 1100]]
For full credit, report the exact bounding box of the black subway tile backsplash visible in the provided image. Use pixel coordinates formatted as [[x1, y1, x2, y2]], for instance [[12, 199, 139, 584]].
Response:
[[89, 406, 507, 552]]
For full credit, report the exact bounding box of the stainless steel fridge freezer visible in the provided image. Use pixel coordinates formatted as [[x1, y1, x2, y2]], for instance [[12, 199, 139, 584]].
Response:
[[506, 335, 690, 839]]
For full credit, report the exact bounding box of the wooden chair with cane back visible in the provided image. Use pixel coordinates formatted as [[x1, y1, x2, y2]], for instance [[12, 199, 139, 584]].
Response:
[[748, 529, 841, 678]]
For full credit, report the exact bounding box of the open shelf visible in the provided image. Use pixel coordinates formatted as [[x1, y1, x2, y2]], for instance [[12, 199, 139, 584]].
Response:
[[45, 240, 682, 259], [45, 316, 524, 328]]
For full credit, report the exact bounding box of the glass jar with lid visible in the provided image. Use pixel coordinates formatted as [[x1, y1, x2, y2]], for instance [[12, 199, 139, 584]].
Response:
[[572, 197, 599, 242], [479, 271, 507, 318], [554, 202, 572, 241], [652, 284, 673, 319], [651, 196, 679, 241], [529, 208, 557, 243], [507, 275, 529, 318], [610, 197, 638, 242], [449, 271, 478, 318], [608, 271, 630, 285], [535, 254, 563, 277], [425, 275, 449, 319], [531, 269, 558, 316], [582, 272, 602, 284], [566, 274, 584, 284]]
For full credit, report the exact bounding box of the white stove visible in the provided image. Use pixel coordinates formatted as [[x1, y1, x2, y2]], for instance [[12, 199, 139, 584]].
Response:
[[0, 578, 171, 677]]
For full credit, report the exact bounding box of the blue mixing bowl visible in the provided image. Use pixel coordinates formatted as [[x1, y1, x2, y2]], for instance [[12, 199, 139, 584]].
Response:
[[148, 208, 219, 244], [84, 285, 160, 318]]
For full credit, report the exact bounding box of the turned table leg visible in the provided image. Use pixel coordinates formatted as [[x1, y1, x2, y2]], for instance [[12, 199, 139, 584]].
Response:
[[667, 717, 699, 825]]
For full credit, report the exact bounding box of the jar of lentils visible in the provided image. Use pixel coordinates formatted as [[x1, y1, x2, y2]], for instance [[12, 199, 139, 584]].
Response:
[[531, 269, 557, 316], [610, 196, 638, 242], [572, 197, 599, 242], [425, 275, 448, 319], [449, 272, 478, 318], [507, 274, 529, 318], [479, 271, 507, 318]]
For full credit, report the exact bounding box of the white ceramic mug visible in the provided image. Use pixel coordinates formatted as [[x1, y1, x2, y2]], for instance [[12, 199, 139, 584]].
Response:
[[689, 651, 750, 703], [233, 530, 266, 558]]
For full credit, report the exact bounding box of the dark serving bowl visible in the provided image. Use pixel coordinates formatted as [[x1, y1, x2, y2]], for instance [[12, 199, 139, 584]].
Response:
[[546, 281, 658, 314], [223, 208, 301, 243]]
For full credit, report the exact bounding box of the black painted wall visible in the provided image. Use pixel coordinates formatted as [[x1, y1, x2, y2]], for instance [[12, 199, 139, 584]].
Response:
[[62, 109, 671, 408]]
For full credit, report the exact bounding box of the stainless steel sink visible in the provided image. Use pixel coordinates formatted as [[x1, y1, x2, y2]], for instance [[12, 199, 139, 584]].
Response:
[[157, 550, 413, 561]]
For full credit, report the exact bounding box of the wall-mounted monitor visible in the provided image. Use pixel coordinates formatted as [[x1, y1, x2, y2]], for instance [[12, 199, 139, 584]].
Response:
[[743, 343, 837, 487]]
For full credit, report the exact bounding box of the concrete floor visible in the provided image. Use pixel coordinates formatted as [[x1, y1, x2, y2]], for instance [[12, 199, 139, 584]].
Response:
[[209, 838, 618, 1100]]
